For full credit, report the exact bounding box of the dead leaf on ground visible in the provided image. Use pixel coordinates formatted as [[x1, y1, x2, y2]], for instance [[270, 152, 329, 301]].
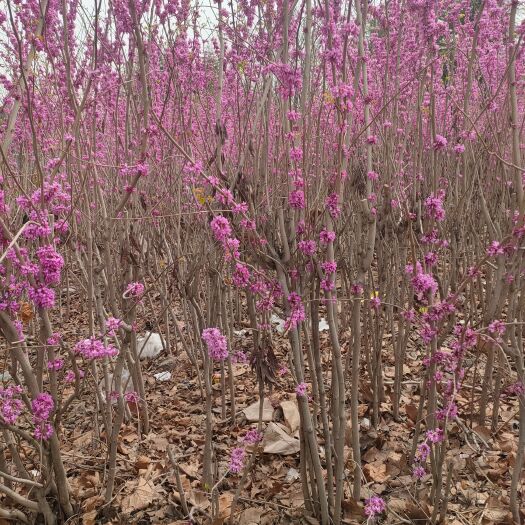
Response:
[[483, 497, 512, 523], [243, 398, 274, 422], [134, 455, 151, 470], [83, 495, 104, 512], [82, 509, 98, 525], [187, 487, 210, 509], [281, 399, 300, 434], [388, 497, 409, 514], [179, 462, 199, 478], [262, 422, 300, 455], [218, 491, 234, 518], [73, 430, 93, 448], [121, 477, 158, 514], [364, 460, 388, 482], [342, 497, 365, 520], [239, 507, 264, 525], [148, 434, 169, 452], [472, 425, 492, 443], [405, 403, 418, 423]]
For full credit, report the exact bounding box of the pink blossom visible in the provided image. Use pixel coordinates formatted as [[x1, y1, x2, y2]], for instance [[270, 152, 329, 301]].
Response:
[[32, 393, 54, 423], [106, 317, 122, 335], [487, 241, 504, 256], [424, 193, 446, 222], [229, 447, 245, 473], [319, 229, 336, 244], [210, 216, 232, 242], [289, 147, 303, 162], [125, 391, 139, 403], [506, 381, 525, 397], [224, 237, 240, 260], [202, 328, 228, 361], [434, 134, 448, 150], [325, 193, 340, 219], [285, 292, 305, 330], [232, 202, 248, 214], [0, 386, 23, 425], [287, 110, 300, 121], [488, 320, 505, 336], [47, 359, 64, 371], [413, 466, 426, 479], [243, 429, 263, 445], [321, 261, 337, 274], [321, 278, 335, 291], [364, 496, 386, 516], [74, 338, 118, 360], [34, 423, 54, 440], [36, 245, 64, 285], [351, 283, 364, 296], [29, 286, 55, 309], [298, 240, 317, 256], [47, 333, 61, 346], [426, 428, 444, 443], [232, 263, 250, 287], [289, 190, 305, 209], [125, 282, 144, 298], [296, 382, 308, 397]]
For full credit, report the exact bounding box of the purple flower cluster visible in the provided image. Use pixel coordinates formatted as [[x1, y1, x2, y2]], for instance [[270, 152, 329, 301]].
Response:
[[424, 191, 446, 222], [506, 381, 525, 397], [285, 292, 306, 330], [412, 427, 444, 480], [28, 286, 56, 309], [364, 496, 386, 517], [209, 216, 242, 264], [405, 262, 438, 302], [125, 281, 145, 298], [319, 229, 336, 245], [210, 215, 232, 242], [433, 134, 448, 150], [296, 382, 308, 397], [486, 240, 504, 256], [229, 447, 245, 473], [232, 263, 250, 288], [289, 146, 303, 162], [321, 261, 336, 274], [65, 369, 84, 383], [202, 327, 228, 361], [325, 193, 341, 219], [488, 319, 505, 337], [298, 240, 317, 257], [289, 190, 305, 209], [74, 337, 118, 359], [0, 386, 23, 425], [106, 317, 122, 335], [47, 333, 61, 345], [36, 245, 64, 285], [32, 393, 54, 441], [47, 359, 64, 371], [243, 428, 263, 445]]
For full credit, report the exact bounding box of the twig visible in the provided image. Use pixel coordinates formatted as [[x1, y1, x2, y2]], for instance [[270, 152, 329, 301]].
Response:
[[167, 446, 190, 516]]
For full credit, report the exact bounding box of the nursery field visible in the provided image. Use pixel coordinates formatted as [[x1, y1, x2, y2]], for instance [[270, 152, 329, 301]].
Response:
[[0, 0, 524, 523]]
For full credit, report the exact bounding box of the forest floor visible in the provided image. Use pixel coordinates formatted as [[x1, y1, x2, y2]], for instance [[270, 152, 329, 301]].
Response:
[[1, 288, 523, 525]]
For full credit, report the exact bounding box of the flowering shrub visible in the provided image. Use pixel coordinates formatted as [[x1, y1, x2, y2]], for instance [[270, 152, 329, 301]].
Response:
[[202, 328, 229, 361], [0, 0, 524, 523]]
